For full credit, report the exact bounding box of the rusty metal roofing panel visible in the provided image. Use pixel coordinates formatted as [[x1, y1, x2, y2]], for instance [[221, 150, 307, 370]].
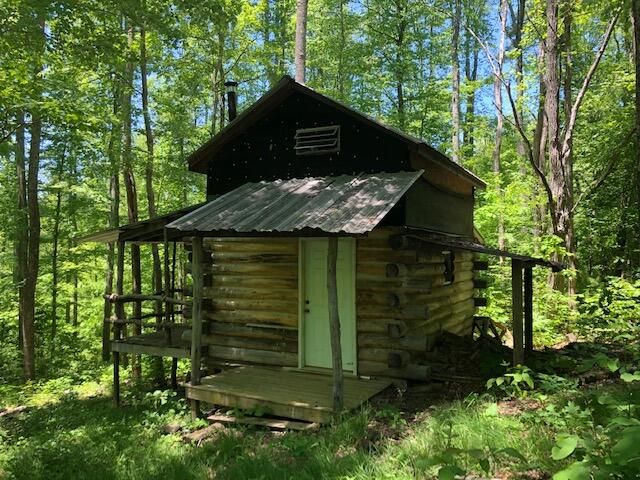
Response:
[[166, 171, 424, 235], [401, 230, 564, 271], [77, 203, 205, 243]]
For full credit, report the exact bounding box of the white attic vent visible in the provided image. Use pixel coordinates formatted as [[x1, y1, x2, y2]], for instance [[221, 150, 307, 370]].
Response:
[[294, 125, 340, 156]]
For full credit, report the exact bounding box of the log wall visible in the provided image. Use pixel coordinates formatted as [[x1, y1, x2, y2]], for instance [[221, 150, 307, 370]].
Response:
[[188, 229, 485, 380], [355, 227, 481, 379], [196, 237, 299, 368]]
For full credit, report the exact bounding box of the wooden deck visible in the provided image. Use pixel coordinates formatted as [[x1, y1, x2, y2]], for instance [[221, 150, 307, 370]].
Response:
[[111, 326, 191, 358], [184, 366, 392, 423]]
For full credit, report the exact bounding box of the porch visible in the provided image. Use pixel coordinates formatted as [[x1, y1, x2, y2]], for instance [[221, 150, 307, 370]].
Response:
[[110, 325, 190, 359], [184, 366, 392, 423]]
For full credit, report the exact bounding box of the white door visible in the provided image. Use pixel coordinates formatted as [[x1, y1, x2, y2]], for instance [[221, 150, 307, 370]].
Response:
[[300, 238, 355, 372]]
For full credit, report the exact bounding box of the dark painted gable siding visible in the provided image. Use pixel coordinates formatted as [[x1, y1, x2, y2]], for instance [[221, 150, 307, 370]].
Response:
[[206, 92, 411, 196]]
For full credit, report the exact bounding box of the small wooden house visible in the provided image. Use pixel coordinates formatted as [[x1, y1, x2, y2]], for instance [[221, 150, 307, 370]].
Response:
[[85, 76, 560, 423]]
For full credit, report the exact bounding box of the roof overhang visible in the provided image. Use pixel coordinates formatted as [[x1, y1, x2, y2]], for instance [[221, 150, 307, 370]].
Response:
[[166, 171, 424, 237], [399, 229, 564, 271], [77, 204, 205, 244]]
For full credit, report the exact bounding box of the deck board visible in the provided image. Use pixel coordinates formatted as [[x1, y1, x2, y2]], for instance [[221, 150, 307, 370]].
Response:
[[185, 366, 391, 423], [111, 326, 190, 358]]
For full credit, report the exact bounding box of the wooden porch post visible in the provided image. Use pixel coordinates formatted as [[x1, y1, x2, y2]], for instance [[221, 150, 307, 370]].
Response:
[[113, 240, 125, 405], [170, 241, 178, 390], [327, 237, 344, 413], [163, 230, 171, 338], [511, 259, 524, 366], [190, 236, 204, 418], [524, 265, 534, 354], [163, 230, 178, 389]]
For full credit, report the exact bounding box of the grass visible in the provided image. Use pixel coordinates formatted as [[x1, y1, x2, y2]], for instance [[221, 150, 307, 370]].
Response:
[[0, 377, 554, 479], [1, 341, 638, 480]]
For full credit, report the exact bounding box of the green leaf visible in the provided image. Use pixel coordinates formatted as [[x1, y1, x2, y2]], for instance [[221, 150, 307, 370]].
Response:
[[612, 427, 640, 463], [609, 417, 640, 427], [438, 465, 465, 480], [524, 374, 534, 389], [552, 434, 579, 460], [496, 447, 526, 462], [596, 393, 618, 405], [620, 372, 640, 383], [478, 458, 490, 474], [414, 457, 443, 469], [483, 403, 499, 417], [466, 449, 485, 459], [553, 461, 590, 480]]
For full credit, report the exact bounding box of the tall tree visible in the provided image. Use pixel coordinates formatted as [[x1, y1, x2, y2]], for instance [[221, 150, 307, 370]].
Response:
[[102, 80, 121, 360], [121, 21, 142, 377], [510, 0, 526, 156], [14, 113, 27, 353], [451, 0, 462, 163], [50, 147, 66, 341], [140, 21, 163, 313], [632, 0, 640, 268], [493, 0, 508, 253], [19, 11, 46, 380], [295, 0, 308, 83], [543, 0, 619, 294]]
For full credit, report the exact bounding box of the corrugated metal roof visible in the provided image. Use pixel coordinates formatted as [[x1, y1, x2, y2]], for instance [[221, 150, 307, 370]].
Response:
[[166, 171, 424, 235], [401, 230, 564, 271], [77, 203, 204, 243]]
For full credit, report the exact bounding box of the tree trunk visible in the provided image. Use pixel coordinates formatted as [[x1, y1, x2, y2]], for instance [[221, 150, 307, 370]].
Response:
[[23, 107, 42, 380], [493, 0, 508, 254], [543, 0, 565, 291], [69, 156, 79, 327], [337, 0, 346, 97], [140, 25, 163, 315], [560, 0, 577, 298], [217, 30, 226, 131], [295, 0, 308, 83], [15, 112, 27, 352], [532, 45, 548, 252], [122, 22, 142, 378], [326, 237, 343, 413], [51, 148, 66, 343], [632, 0, 640, 269], [512, 0, 526, 157], [451, 0, 462, 163], [141, 23, 166, 385], [544, 0, 578, 295], [21, 15, 46, 380], [464, 27, 478, 152], [103, 85, 121, 361], [394, 0, 407, 130]]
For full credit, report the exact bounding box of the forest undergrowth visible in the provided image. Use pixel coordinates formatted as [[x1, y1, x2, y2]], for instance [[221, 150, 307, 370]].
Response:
[[1, 278, 639, 480]]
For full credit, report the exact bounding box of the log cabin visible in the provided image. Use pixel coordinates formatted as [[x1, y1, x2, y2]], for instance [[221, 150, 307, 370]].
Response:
[[82, 76, 561, 423]]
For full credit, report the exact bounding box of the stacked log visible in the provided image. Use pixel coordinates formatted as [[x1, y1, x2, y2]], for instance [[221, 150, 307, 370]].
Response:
[[355, 228, 486, 378], [189, 238, 299, 366], [183, 229, 490, 380]]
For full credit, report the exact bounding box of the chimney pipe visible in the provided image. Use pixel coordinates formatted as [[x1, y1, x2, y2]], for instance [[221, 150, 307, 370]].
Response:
[[224, 80, 238, 122]]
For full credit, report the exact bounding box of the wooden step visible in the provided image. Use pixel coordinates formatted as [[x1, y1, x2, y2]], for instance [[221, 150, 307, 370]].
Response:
[[207, 413, 319, 431]]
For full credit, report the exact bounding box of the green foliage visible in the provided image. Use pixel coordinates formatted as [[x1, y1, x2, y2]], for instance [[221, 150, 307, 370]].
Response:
[[375, 404, 407, 429], [486, 364, 535, 399], [577, 277, 640, 341], [0, 0, 639, 478], [551, 434, 579, 460]]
